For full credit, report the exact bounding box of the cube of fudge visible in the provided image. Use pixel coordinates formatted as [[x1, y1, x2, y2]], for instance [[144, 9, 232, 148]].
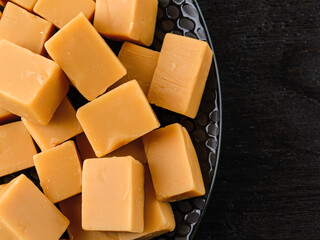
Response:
[[94, 0, 158, 46], [34, 141, 82, 203], [0, 174, 69, 239], [76, 80, 160, 157], [0, 121, 37, 177], [0, 2, 54, 54], [45, 13, 126, 101], [82, 157, 144, 232], [0, 40, 69, 125], [143, 123, 205, 202], [148, 33, 213, 118]]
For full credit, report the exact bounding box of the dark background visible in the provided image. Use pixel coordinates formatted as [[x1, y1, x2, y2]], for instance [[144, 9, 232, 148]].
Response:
[[196, 0, 320, 239]]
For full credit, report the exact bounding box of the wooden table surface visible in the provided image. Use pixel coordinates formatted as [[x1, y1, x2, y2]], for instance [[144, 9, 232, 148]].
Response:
[[195, 0, 320, 239]]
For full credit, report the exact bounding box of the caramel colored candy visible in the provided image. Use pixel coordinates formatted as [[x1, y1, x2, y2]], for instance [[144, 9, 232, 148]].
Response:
[[111, 42, 159, 95], [22, 98, 83, 151], [0, 40, 69, 125], [0, 174, 69, 239], [45, 13, 126, 101], [11, 0, 36, 11], [34, 0, 96, 29], [0, 107, 18, 125], [143, 123, 205, 202], [148, 33, 213, 118], [82, 157, 145, 232], [60, 195, 121, 240], [0, 2, 54, 55], [0, 121, 37, 177], [34, 141, 82, 203], [94, 0, 157, 46], [118, 169, 175, 240], [77, 80, 159, 157]]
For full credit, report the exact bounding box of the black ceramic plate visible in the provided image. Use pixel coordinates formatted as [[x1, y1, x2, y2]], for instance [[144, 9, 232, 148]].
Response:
[[0, 0, 221, 239]]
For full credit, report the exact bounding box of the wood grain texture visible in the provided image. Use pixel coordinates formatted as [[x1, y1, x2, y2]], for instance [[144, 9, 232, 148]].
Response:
[[196, 0, 320, 239]]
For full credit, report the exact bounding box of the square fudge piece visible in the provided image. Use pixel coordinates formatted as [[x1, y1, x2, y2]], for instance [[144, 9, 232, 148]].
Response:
[[143, 123, 205, 202], [45, 13, 126, 101], [94, 0, 158, 46], [76, 80, 160, 157], [0, 121, 37, 177], [22, 98, 83, 151], [148, 33, 213, 118], [0, 2, 54, 55], [34, 141, 82, 203], [60, 195, 121, 240], [82, 157, 145, 232], [0, 174, 69, 239], [111, 42, 160, 95], [34, 0, 95, 29], [11, 0, 37, 11], [118, 168, 175, 240], [0, 40, 69, 125]]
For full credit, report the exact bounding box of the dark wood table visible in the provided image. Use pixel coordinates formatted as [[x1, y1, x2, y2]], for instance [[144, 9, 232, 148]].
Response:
[[195, 0, 320, 239]]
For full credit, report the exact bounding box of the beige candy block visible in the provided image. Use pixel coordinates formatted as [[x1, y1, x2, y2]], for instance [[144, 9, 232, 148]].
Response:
[[76, 80, 160, 157], [0, 107, 18, 125], [94, 0, 157, 46], [110, 42, 159, 95], [0, 121, 37, 177], [11, 0, 37, 11], [148, 33, 213, 118], [82, 157, 144, 232], [0, 174, 69, 240], [118, 169, 175, 240], [34, 141, 82, 203], [34, 0, 95, 29], [0, 2, 54, 55], [143, 123, 205, 202], [0, 40, 69, 125], [60, 195, 120, 240], [22, 98, 83, 151], [76, 133, 148, 165], [45, 13, 126, 101]]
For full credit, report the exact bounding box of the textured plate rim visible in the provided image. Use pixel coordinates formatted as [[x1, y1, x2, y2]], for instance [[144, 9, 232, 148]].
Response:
[[190, 0, 222, 238]]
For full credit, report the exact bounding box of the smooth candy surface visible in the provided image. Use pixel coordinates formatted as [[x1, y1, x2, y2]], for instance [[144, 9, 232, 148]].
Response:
[[76, 80, 160, 157], [143, 123, 205, 202]]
